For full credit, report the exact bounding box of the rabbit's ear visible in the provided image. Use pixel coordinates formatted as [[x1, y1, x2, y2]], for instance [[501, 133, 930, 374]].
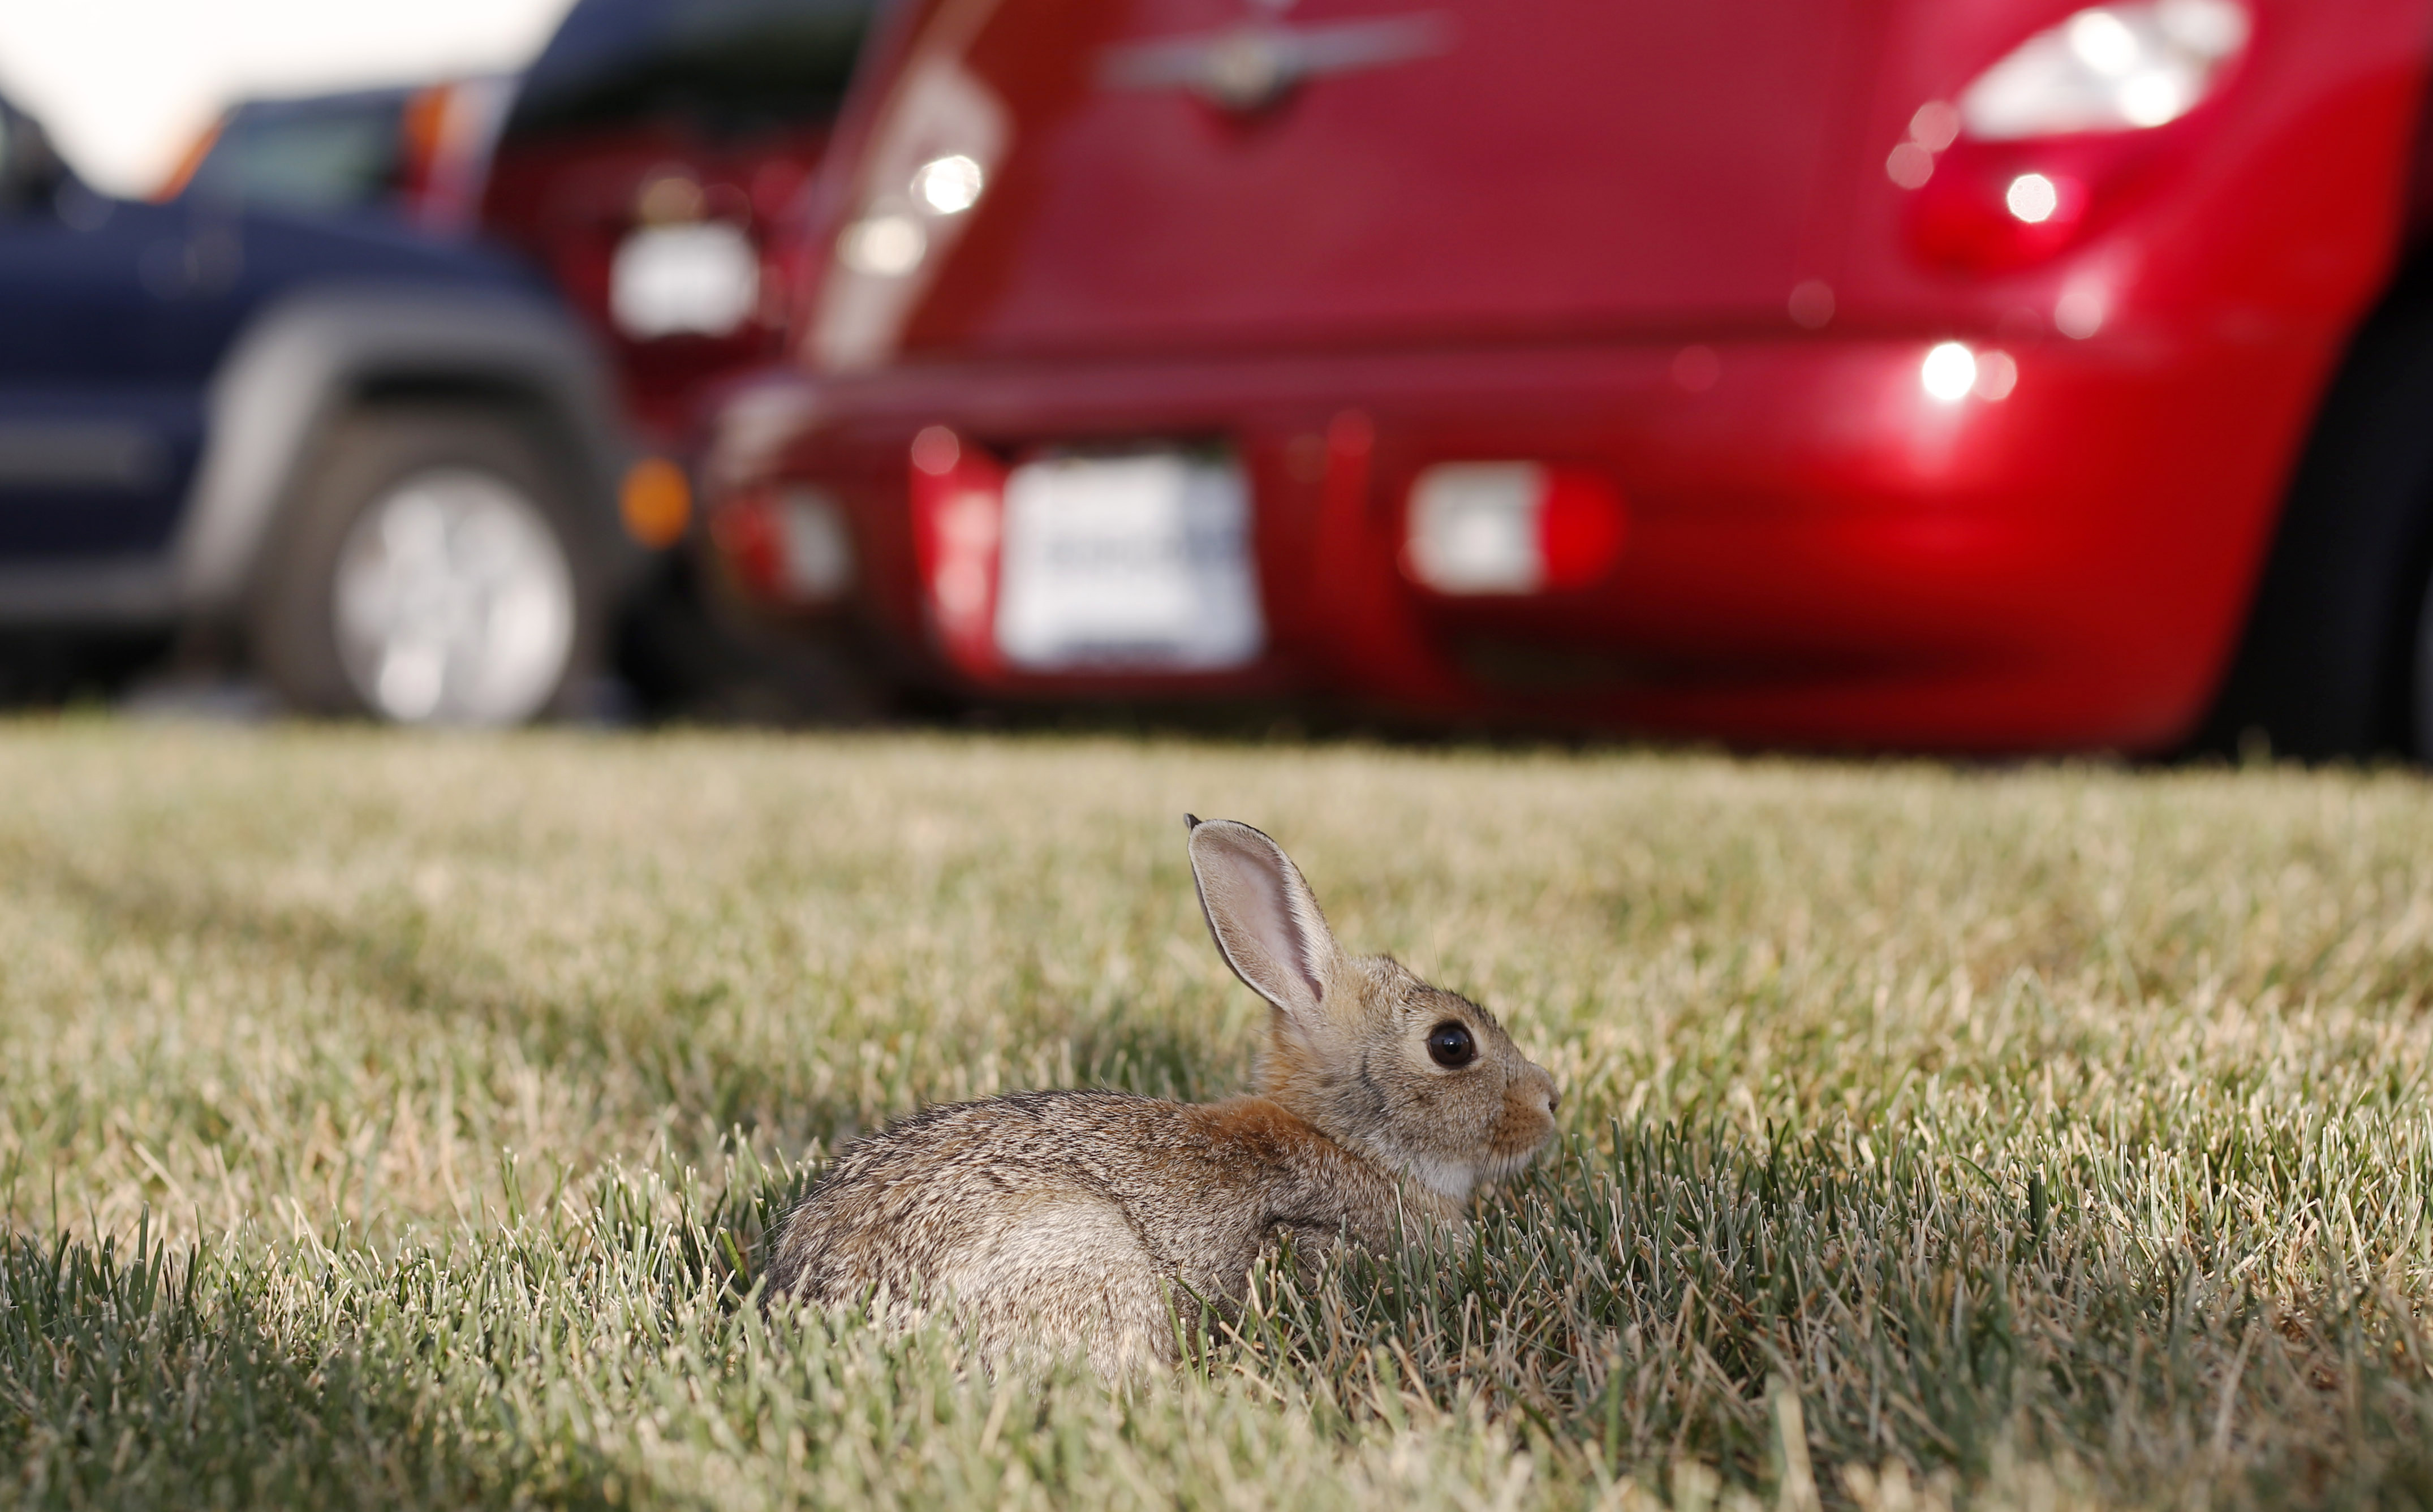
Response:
[[1187, 819, 1342, 1023]]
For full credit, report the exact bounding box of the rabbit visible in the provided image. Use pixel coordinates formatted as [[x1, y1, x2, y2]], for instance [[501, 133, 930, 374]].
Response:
[[761, 817, 1560, 1379]]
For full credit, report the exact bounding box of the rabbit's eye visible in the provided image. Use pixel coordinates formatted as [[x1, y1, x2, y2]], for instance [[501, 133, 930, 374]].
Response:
[[1426, 1022, 1477, 1069]]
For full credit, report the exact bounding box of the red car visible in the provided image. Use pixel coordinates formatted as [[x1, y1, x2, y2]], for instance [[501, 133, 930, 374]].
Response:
[[481, 0, 874, 451], [702, 0, 2433, 755], [473, 0, 899, 713]]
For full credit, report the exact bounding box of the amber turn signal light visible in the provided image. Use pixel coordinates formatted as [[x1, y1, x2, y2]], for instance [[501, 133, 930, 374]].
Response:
[[620, 457, 691, 548]]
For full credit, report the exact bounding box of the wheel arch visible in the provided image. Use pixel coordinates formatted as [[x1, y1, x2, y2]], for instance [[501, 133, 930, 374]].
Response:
[[2193, 246, 2433, 759], [174, 282, 639, 620]]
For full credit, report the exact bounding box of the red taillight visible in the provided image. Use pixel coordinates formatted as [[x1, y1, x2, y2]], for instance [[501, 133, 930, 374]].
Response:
[[709, 484, 856, 607], [1907, 137, 2145, 274], [906, 426, 1007, 673], [1402, 463, 1627, 596], [1910, 153, 2108, 273], [1894, 2, 2250, 274], [1539, 468, 1631, 589]]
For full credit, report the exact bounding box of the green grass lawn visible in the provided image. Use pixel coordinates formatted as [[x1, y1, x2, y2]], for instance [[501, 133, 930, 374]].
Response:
[[3, 722, 2432, 1509]]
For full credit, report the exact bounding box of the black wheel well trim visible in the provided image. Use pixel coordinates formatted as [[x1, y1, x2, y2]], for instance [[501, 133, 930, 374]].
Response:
[[2193, 243, 2433, 759], [172, 282, 640, 619]]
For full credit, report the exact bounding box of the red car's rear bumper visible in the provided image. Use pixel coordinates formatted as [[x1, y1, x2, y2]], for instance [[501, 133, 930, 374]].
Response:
[[724, 323, 2341, 752]]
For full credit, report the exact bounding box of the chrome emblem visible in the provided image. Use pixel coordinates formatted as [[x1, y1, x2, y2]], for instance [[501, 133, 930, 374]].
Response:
[[1101, 12, 1452, 114]]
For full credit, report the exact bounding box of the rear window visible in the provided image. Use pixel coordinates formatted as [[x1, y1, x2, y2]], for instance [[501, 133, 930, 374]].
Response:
[[185, 91, 408, 213], [505, 0, 877, 141]]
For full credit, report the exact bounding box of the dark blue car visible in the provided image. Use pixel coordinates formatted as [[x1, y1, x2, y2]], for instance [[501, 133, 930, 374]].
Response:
[[0, 91, 633, 723]]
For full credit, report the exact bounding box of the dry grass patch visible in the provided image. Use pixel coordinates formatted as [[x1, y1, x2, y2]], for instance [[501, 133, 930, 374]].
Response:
[[2, 722, 2431, 1508]]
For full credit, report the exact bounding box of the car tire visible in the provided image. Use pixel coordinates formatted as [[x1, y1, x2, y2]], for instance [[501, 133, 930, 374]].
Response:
[[251, 405, 604, 725], [2196, 269, 2433, 761]]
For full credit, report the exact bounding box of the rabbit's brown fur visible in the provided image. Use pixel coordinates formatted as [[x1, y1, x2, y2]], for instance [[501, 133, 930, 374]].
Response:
[[763, 819, 1559, 1378]]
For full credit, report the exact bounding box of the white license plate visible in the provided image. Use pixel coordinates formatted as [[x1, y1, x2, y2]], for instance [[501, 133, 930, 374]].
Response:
[[610, 222, 759, 339], [993, 451, 1265, 671]]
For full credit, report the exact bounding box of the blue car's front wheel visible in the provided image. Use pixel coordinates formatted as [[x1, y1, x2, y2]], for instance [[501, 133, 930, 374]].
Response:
[[252, 406, 600, 726]]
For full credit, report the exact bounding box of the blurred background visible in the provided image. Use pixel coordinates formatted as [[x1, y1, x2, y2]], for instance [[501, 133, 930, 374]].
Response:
[[0, 0, 2427, 757], [0, 2, 565, 197]]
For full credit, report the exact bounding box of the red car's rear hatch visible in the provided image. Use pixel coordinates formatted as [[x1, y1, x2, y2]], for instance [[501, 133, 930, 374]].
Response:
[[809, 0, 1862, 371]]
